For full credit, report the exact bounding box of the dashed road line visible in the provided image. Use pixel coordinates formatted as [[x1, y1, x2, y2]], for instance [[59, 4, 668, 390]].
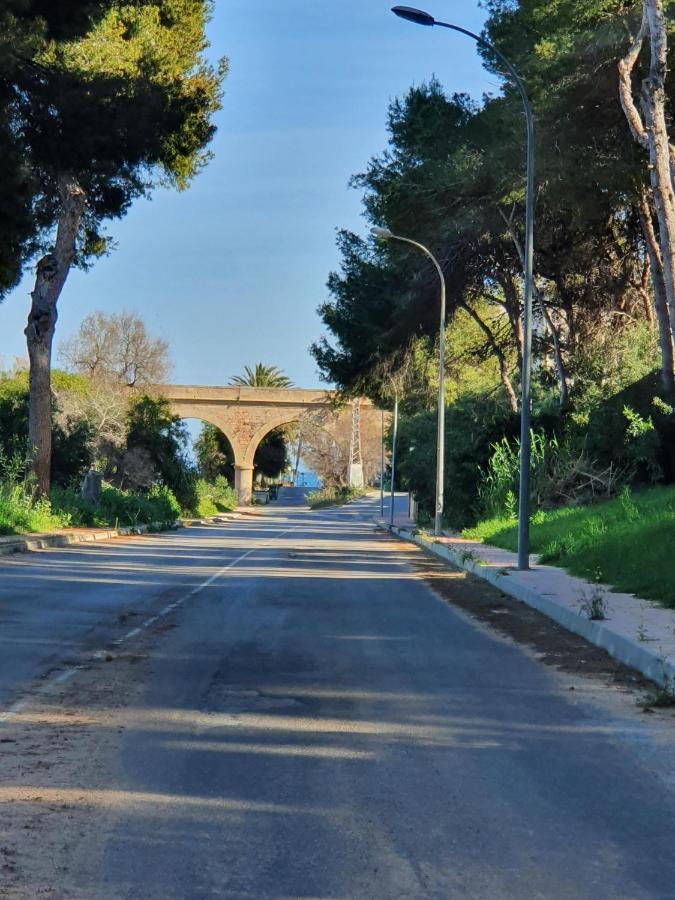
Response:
[[1, 522, 301, 723]]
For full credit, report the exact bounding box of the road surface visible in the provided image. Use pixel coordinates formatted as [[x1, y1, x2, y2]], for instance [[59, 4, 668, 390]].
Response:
[[1, 489, 675, 898]]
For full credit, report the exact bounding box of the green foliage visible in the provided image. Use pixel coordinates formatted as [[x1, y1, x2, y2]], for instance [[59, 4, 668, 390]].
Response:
[[194, 476, 238, 517], [2, 0, 226, 282], [396, 392, 518, 529], [126, 395, 198, 513], [307, 485, 365, 509], [254, 428, 288, 481], [0, 369, 92, 484], [0, 482, 68, 535], [50, 482, 180, 528], [229, 364, 294, 388], [465, 485, 675, 608], [477, 430, 622, 520], [0, 470, 183, 535], [195, 424, 234, 482], [622, 406, 662, 483], [582, 372, 675, 484]]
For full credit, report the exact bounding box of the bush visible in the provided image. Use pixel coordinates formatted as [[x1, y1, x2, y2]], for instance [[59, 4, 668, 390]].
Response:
[[0, 482, 69, 535], [0, 370, 93, 486], [582, 372, 675, 484], [396, 392, 518, 529], [477, 431, 623, 520], [50, 482, 181, 528], [307, 485, 364, 509], [193, 477, 238, 517]]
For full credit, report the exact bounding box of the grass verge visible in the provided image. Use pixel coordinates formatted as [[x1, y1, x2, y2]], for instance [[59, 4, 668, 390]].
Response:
[[464, 485, 675, 608], [307, 486, 365, 509], [0, 482, 182, 535]]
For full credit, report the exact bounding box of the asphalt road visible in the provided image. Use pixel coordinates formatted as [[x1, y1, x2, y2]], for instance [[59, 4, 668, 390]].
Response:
[[2, 489, 675, 898]]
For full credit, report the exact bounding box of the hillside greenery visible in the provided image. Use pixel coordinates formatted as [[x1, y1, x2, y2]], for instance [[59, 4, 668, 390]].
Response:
[[313, 0, 675, 565]]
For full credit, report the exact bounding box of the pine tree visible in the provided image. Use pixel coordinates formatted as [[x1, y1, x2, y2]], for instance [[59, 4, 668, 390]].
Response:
[[3, 1, 226, 494]]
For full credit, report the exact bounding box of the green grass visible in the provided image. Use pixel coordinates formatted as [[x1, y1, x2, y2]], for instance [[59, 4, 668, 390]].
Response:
[[0, 481, 184, 536], [307, 485, 365, 509], [0, 483, 69, 535], [464, 485, 675, 608], [51, 483, 181, 529], [193, 477, 238, 517]]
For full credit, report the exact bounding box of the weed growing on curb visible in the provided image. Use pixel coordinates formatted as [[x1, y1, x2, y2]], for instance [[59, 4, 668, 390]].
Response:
[[641, 673, 675, 711], [460, 549, 478, 564], [578, 568, 608, 621]]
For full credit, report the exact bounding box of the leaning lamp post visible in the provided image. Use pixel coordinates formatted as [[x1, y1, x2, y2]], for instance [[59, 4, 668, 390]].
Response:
[[371, 226, 446, 537], [391, 6, 535, 570]]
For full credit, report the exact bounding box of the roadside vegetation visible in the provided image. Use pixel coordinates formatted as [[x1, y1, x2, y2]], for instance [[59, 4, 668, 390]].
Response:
[[0, 339, 296, 536], [0, 481, 181, 536], [312, 1, 675, 605], [307, 486, 365, 509], [466, 486, 675, 608], [0, 1, 226, 498]]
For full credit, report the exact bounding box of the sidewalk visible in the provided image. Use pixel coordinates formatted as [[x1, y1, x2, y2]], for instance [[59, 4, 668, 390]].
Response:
[[391, 525, 675, 690]]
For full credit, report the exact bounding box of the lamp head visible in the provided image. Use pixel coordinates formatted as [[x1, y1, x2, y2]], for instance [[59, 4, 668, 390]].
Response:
[[391, 6, 435, 26], [371, 226, 394, 241]]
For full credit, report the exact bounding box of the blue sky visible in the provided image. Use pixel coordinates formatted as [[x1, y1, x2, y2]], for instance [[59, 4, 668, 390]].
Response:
[[0, 0, 492, 388]]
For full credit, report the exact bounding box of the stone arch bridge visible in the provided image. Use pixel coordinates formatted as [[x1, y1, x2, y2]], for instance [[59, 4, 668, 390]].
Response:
[[158, 385, 382, 503]]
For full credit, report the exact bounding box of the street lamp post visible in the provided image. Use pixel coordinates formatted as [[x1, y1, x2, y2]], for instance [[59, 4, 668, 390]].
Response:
[[380, 409, 385, 518], [391, 6, 535, 571], [371, 226, 446, 536], [389, 390, 399, 528]]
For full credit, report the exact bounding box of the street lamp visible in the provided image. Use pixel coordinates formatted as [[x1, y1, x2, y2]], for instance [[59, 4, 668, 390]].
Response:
[[389, 389, 399, 528], [380, 409, 385, 518], [371, 226, 446, 537], [391, 6, 535, 571]]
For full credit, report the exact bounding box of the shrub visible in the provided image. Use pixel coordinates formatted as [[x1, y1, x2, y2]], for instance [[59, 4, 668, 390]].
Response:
[[583, 372, 675, 484], [307, 485, 364, 509], [50, 482, 181, 528], [476, 431, 622, 520], [193, 477, 238, 517], [0, 482, 69, 535], [396, 392, 519, 529]]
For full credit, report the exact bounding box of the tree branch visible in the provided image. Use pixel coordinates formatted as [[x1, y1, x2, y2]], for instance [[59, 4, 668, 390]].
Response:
[[618, 7, 649, 149]]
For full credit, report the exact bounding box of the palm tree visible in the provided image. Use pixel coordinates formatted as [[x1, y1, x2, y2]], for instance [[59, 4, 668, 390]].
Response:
[[229, 363, 294, 388]]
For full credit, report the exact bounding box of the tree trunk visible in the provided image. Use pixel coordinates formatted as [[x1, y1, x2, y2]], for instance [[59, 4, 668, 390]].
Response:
[[462, 302, 519, 412], [293, 436, 303, 485], [499, 208, 569, 406], [639, 254, 656, 326], [25, 176, 86, 496], [638, 192, 675, 392], [619, 1, 675, 391], [535, 286, 569, 407]]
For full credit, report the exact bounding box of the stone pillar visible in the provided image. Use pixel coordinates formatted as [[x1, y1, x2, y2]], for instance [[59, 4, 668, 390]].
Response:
[[234, 465, 254, 506]]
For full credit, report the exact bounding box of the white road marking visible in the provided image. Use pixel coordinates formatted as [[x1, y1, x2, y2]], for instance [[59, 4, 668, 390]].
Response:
[[52, 667, 83, 686], [0, 699, 27, 724], [1, 522, 301, 722]]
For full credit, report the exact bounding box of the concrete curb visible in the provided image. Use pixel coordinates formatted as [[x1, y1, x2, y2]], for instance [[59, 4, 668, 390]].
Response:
[[0, 521, 185, 557], [392, 526, 675, 691], [0, 511, 242, 558]]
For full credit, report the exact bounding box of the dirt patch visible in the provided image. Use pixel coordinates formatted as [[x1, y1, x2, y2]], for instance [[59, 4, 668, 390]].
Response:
[[0, 644, 153, 899], [407, 547, 656, 692]]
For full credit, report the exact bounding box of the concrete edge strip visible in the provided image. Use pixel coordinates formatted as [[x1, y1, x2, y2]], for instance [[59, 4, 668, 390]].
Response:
[[0, 512, 244, 558], [392, 525, 675, 691]]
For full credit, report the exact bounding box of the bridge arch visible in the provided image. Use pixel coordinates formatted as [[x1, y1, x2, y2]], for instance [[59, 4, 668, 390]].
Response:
[[158, 385, 383, 504], [242, 411, 307, 469]]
